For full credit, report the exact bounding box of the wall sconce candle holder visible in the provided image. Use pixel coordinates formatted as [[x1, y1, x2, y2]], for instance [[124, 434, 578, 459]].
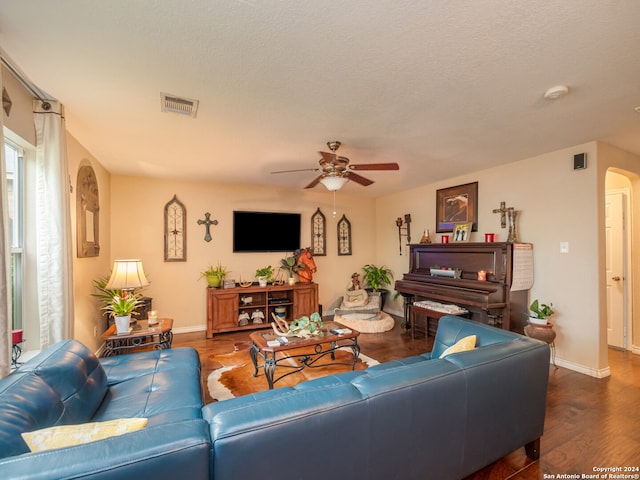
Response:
[[395, 214, 412, 255]]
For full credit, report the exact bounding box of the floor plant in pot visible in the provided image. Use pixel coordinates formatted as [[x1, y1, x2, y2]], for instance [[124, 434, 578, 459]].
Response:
[[362, 264, 394, 309]]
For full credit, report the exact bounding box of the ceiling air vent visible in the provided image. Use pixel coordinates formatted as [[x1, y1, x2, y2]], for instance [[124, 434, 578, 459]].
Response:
[[161, 93, 199, 118]]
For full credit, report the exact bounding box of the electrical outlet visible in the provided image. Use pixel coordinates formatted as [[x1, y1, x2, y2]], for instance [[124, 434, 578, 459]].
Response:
[[560, 242, 569, 253]]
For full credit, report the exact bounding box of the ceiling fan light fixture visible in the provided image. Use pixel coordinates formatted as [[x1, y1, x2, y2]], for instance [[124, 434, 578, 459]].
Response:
[[320, 176, 348, 191], [543, 85, 569, 100]]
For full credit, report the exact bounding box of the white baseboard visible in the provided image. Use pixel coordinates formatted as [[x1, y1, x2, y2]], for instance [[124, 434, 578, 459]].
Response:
[[172, 325, 206, 335], [552, 357, 611, 378]]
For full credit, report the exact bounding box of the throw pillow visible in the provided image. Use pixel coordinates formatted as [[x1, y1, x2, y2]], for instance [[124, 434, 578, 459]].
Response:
[[21, 417, 148, 452], [439, 335, 477, 359]]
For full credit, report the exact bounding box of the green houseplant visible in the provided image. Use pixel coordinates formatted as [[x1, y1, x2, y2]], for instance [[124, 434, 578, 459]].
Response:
[[362, 264, 394, 310], [280, 255, 301, 282], [255, 266, 275, 286], [201, 262, 230, 288], [92, 276, 146, 332], [529, 299, 554, 325], [362, 264, 394, 292]]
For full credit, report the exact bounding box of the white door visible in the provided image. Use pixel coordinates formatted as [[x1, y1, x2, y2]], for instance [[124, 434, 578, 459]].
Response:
[[605, 192, 625, 348]]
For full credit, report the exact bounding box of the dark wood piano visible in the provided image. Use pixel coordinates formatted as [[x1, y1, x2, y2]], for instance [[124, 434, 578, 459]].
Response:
[[395, 242, 530, 334]]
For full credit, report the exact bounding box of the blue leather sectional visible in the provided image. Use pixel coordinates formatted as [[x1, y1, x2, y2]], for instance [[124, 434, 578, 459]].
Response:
[[0, 340, 210, 479], [0, 316, 550, 479]]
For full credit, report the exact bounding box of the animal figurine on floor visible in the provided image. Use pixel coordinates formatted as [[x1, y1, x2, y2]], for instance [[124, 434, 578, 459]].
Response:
[[294, 247, 316, 283]]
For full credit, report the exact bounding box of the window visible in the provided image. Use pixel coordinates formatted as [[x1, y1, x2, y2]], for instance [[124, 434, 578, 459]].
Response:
[[4, 139, 23, 330]]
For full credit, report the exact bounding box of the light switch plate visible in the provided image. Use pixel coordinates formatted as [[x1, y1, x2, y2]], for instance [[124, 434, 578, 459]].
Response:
[[560, 242, 569, 253]]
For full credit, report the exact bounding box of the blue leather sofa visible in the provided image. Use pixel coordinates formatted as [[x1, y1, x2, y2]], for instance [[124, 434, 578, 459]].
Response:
[[0, 340, 210, 479], [203, 315, 550, 480]]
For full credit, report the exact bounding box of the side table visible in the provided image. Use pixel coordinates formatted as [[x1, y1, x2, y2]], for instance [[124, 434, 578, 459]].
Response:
[[101, 318, 173, 357]]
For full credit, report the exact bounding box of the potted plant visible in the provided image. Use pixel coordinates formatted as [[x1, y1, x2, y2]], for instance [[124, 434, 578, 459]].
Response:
[[280, 255, 301, 285], [255, 266, 274, 287], [362, 264, 394, 309], [92, 276, 146, 331], [101, 291, 144, 334], [362, 264, 394, 291], [201, 262, 230, 288], [529, 299, 554, 325]]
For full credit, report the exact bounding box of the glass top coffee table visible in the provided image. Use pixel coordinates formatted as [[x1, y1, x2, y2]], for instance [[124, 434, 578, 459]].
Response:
[[101, 318, 173, 357], [249, 321, 360, 389]]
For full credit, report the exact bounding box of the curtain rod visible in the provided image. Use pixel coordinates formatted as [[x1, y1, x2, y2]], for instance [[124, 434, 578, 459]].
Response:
[[0, 53, 54, 110]]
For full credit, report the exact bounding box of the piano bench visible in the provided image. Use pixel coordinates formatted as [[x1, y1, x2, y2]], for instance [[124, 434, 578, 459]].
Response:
[[409, 305, 471, 339]]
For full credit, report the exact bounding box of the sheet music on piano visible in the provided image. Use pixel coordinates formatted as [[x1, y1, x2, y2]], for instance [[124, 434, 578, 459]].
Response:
[[511, 243, 534, 292]]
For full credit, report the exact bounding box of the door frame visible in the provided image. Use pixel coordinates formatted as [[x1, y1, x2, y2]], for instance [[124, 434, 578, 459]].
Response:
[[606, 187, 633, 350]]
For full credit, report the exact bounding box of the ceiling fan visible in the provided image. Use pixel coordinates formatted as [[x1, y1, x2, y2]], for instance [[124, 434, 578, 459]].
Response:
[[271, 141, 399, 191]]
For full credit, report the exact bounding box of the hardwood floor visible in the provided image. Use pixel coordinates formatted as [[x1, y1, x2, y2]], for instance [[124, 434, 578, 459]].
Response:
[[173, 318, 640, 479]]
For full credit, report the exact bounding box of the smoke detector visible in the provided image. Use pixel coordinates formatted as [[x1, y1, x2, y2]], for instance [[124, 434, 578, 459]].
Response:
[[544, 85, 569, 100], [160, 93, 199, 118]]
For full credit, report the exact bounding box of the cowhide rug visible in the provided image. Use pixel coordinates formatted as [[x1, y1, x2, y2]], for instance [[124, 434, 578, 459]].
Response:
[[207, 341, 379, 401]]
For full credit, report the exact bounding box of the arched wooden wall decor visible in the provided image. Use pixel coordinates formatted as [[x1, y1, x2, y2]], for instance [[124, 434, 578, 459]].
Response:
[[164, 195, 187, 261], [76, 162, 100, 257]]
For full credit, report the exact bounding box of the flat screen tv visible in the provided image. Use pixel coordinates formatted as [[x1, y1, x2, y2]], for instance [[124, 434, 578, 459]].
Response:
[[233, 211, 301, 252]]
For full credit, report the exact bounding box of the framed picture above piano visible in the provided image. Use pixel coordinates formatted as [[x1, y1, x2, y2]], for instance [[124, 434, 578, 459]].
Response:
[[436, 181, 478, 233]]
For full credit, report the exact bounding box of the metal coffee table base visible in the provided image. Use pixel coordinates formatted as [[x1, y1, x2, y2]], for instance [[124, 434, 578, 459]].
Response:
[[250, 339, 360, 390]]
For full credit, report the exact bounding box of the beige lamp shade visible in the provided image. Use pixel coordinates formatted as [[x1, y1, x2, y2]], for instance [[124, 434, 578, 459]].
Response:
[[105, 259, 149, 290]]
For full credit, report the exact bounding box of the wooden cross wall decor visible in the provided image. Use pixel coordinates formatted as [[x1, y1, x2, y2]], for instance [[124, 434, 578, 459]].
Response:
[[197, 212, 218, 242], [492, 201, 509, 228]]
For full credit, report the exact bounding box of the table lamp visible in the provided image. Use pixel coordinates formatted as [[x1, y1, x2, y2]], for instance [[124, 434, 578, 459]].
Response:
[[105, 259, 149, 291]]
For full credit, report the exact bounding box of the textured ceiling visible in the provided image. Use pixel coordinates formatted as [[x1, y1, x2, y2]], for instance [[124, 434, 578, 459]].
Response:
[[1, 1, 639, 197]]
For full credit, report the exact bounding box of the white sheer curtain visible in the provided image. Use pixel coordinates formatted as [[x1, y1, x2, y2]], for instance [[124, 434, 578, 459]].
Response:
[[34, 101, 74, 348], [0, 71, 12, 378]]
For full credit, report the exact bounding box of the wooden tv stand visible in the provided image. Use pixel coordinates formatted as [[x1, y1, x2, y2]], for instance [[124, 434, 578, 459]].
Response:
[[206, 283, 319, 338]]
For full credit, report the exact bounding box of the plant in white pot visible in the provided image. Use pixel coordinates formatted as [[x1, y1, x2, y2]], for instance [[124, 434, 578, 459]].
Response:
[[529, 299, 554, 326], [280, 255, 301, 285], [101, 292, 144, 334], [255, 266, 274, 287]]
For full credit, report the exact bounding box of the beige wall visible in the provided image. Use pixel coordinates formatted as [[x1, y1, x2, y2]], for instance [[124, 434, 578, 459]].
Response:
[[67, 133, 112, 351], [376, 142, 615, 376], [109, 176, 376, 333]]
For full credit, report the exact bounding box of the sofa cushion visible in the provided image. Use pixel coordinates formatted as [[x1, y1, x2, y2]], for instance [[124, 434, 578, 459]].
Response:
[[431, 315, 519, 359], [0, 340, 108, 459], [21, 417, 148, 452], [93, 350, 203, 425], [439, 334, 476, 358]]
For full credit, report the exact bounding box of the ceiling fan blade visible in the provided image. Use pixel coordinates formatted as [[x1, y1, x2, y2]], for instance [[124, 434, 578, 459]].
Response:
[[271, 167, 319, 174], [347, 171, 374, 186], [304, 175, 323, 189], [349, 162, 399, 171]]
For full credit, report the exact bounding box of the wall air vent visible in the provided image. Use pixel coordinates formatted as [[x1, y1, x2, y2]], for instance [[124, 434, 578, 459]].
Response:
[[160, 93, 199, 118]]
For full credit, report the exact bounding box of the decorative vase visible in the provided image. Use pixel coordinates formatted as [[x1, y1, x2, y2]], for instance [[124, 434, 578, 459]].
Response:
[[115, 315, 131, 334], [524, 322, 556, 344], [258, 276, 268, 287]]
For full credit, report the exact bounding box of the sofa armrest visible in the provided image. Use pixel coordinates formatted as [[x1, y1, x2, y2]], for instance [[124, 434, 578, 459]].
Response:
[[0, 419, 211, 480]]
